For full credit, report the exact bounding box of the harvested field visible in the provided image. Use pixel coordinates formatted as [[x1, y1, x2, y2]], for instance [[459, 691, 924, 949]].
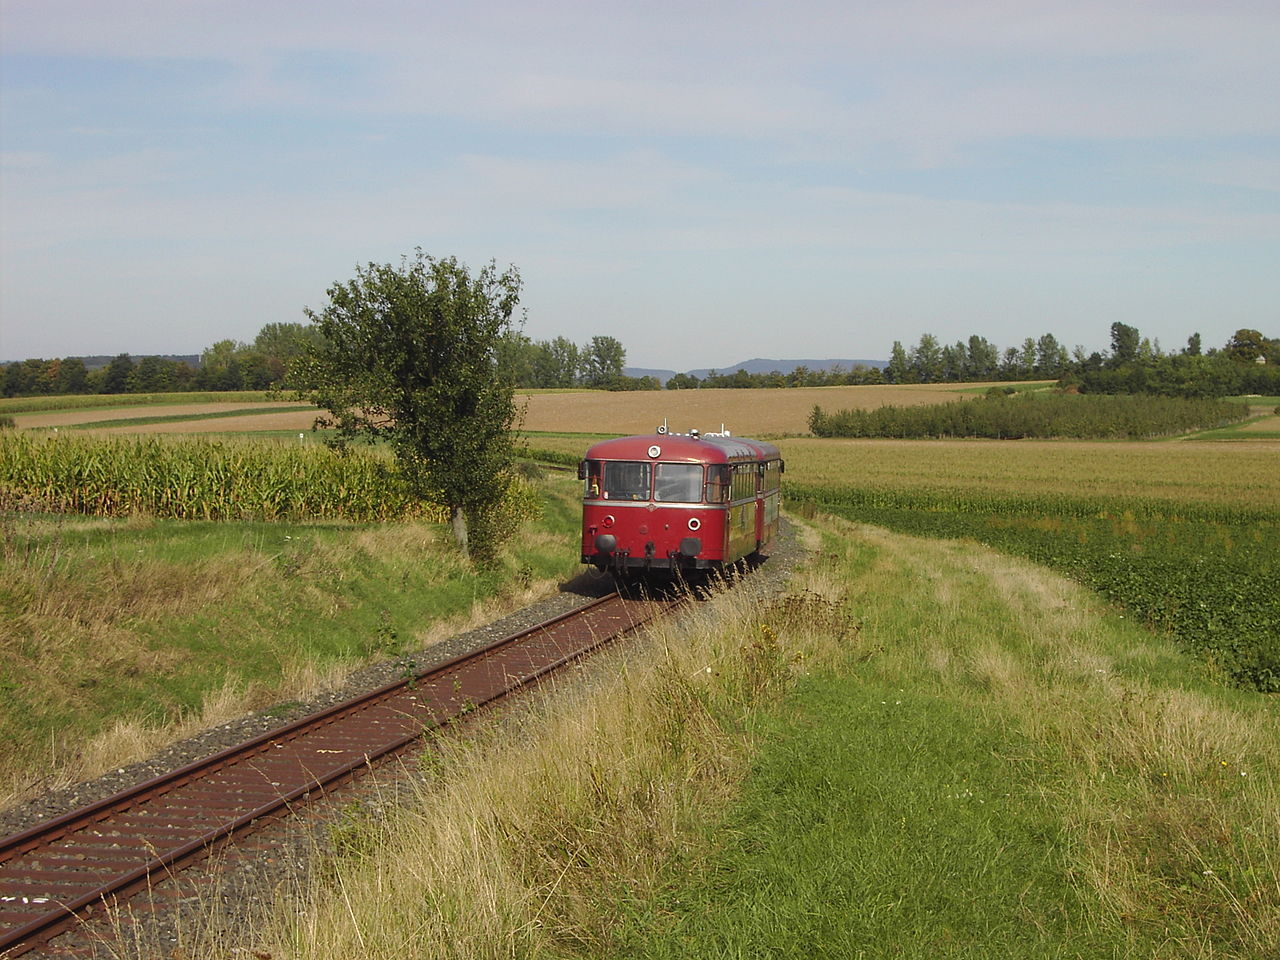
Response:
[[15, 401, 308, 430], [84, 410, 321, 434], [519, 382, 996, 436], [777, 437, 1280, 509]]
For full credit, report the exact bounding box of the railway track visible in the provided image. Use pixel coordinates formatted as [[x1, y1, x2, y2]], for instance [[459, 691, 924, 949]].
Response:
[[0, 589, 675, 957]]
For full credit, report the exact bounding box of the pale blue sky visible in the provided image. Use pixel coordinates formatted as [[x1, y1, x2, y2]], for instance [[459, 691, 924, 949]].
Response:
[[2, 0, 1277, 369]]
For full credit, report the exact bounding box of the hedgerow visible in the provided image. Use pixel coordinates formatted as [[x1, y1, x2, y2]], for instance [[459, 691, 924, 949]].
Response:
[[809, 393, 1245, 439]]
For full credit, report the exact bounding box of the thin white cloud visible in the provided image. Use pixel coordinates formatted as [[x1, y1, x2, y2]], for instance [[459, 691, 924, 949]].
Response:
[[2, 0, 1277, 362]]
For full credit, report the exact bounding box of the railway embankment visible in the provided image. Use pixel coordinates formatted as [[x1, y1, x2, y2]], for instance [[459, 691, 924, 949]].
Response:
[[230, 513, 1278, 960]]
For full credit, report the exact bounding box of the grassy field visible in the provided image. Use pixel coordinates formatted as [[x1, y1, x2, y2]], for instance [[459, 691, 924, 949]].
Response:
[[7, 385, 1279, 956], [778, 439, 1280, 690], [0, 470, 581, 808], [227, 514, 1279, 960]]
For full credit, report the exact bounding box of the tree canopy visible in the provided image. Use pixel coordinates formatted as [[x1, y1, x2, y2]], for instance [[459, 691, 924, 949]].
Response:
[[297, 251, 523, 558]]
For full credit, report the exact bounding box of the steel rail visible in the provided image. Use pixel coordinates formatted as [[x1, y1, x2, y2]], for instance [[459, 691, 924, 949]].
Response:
[[0, 589, 673, 956]]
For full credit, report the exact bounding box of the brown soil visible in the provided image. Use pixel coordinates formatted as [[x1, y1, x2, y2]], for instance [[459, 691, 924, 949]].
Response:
[[520, 382, 992, 436], [85, 410, 322, 434]]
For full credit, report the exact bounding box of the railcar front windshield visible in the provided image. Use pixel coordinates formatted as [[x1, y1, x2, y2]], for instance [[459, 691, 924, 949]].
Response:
[[654, 463, 703, 502], [602, 461, 651, 500]]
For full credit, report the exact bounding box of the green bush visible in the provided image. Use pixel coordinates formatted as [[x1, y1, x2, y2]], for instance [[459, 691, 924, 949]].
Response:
[[810, 393, 1245, 439]]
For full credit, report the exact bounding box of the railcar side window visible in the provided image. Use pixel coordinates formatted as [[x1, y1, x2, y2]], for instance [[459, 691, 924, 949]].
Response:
[[705, 464, 731, 503], [731, 464, 756, 501], [654, 463, 703, 502], [763, 460, 782, 492], [602, 461, 651, 500]]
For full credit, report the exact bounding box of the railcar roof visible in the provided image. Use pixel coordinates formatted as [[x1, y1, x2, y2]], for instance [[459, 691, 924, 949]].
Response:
[[584, 433, 780, 463]]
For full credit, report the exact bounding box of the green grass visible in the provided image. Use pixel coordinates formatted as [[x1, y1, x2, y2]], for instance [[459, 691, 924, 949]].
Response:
[[518, 429, 622, 440], [598, 520, 1279, 959], [260, 511, 1280, 959], [787, 481, 1280, 692], [0, 471, 582, 804], [952, 380, 1056, 394], [612, 676, 1101, 958], [1183, 416, 1280, 441]]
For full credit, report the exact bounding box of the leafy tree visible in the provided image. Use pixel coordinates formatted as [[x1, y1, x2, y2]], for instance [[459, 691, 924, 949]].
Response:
[[297, 251, 522, 559], [496, 331, 539, 387], [197, 340, 244, 390], [102, 353, 135, 394], [941, 341, 966, 382], [56, 357, 89, 393], [1018, 337, 1038, 376], [239, 352, 279, 390], [581, 335, 626, 387], [966, 335, 999, 380], [254, 322, 326, 386], [532, 336, 581, 388], [1036, 333, 1067, 376], [1224, 328, 1270, 364], [254, 322, 324, 360], [999, 346, 1022, 380], [133, 356, 176, 392], [1184, 332, 1202, 356], [666, 372, 701, 389], [910, 334, 944, 383], [885, 341, 910, 384], [1109, 322, 1140, 367]]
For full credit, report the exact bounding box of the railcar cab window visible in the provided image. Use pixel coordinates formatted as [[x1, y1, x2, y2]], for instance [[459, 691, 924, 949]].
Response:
[[654, 463, 703, 502], [602, 461, 651, 501], [582, 460, 602, 499]]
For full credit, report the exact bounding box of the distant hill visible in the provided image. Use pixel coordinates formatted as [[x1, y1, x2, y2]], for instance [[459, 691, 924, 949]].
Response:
[[624, 358, 887, 385], [77, 354, 201, 370]]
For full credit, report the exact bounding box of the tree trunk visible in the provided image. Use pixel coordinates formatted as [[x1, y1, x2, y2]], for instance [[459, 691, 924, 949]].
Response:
[[450, 505, 469, 557]]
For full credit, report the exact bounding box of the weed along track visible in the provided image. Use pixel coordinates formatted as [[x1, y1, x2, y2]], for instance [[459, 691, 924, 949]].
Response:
[[0, 589, 677, 957]]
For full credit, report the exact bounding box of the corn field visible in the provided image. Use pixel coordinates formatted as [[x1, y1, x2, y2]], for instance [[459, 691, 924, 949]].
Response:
[[0, 433, 447, 522]]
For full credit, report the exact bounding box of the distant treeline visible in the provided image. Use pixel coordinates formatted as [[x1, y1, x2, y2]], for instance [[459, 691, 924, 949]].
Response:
[[670, 324, 1277, 395], [809, 393, 1247, 440], [7, 321, 1276, 399], [2, 323, 324, 398], [2, 328, 651, 398]]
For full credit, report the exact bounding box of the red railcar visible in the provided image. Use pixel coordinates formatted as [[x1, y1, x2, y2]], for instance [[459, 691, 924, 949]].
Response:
[[579, 425, 783, 574]]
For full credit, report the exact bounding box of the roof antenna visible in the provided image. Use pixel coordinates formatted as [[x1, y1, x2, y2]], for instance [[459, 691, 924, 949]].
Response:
[[657, 418, 668, 435]]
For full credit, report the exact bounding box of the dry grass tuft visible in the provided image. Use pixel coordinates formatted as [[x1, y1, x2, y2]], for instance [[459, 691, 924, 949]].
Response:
[[250, 559, 849, 958]]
